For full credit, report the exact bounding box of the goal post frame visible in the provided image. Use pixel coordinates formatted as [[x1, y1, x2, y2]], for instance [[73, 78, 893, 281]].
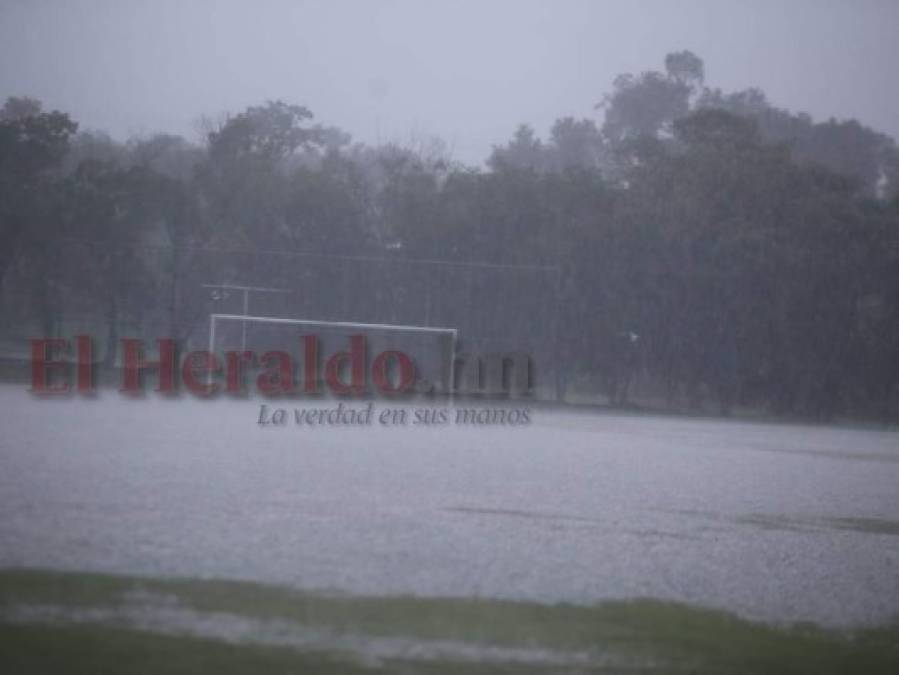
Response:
[[208, 313, 458, 394]]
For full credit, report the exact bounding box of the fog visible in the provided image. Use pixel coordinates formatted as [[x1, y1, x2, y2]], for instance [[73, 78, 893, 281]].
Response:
[[4, 4, 899, 670], [2, 0, 898, 164]]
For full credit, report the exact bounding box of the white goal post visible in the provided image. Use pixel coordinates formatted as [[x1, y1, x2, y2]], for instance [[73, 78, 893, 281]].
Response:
[[208, 313, 458, 394]]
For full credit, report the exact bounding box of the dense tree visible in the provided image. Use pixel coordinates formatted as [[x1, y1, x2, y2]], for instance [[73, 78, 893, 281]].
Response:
[[0, 98, 77, 289], [697, 87, 899, 199], [3, 50, 898, 420]]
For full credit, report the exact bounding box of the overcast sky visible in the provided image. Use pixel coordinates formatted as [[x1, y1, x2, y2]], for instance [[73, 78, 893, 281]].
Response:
[[1, 0, 897, 165]]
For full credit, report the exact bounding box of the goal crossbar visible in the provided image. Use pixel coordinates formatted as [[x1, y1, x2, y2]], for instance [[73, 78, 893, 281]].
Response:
[[209, 313, 457, 337]]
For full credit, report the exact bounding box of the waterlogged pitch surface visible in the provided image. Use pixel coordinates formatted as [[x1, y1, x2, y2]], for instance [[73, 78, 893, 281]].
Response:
[[1, 385, 898, 630]]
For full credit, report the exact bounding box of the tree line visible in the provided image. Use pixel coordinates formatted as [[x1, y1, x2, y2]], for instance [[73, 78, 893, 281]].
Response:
[[2, 52, 898, 421]]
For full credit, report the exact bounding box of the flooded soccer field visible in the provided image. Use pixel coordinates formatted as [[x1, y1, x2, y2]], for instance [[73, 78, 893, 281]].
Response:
[[1, 386, 898, 671]]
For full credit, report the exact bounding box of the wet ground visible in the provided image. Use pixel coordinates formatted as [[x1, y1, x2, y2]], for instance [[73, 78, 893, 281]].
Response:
[[1, 386, 898, 627]]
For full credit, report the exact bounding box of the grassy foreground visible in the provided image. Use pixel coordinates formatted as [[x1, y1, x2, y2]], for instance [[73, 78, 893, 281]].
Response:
[[1, 568, 898, 674], [0, 623, 380, 675]]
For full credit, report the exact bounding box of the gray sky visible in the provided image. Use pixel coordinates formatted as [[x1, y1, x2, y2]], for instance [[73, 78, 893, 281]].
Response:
[[1, 0, 897, 164]]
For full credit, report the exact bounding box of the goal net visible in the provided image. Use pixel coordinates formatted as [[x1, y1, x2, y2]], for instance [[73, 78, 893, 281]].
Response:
[[208, 313, 457, 396]]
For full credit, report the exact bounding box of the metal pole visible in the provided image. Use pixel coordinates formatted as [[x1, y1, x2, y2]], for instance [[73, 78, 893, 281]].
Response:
[[241, 289, 249, 352]]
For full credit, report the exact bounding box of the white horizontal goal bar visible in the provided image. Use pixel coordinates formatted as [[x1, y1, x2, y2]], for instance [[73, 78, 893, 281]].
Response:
[[210, 314, 457, 336]]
